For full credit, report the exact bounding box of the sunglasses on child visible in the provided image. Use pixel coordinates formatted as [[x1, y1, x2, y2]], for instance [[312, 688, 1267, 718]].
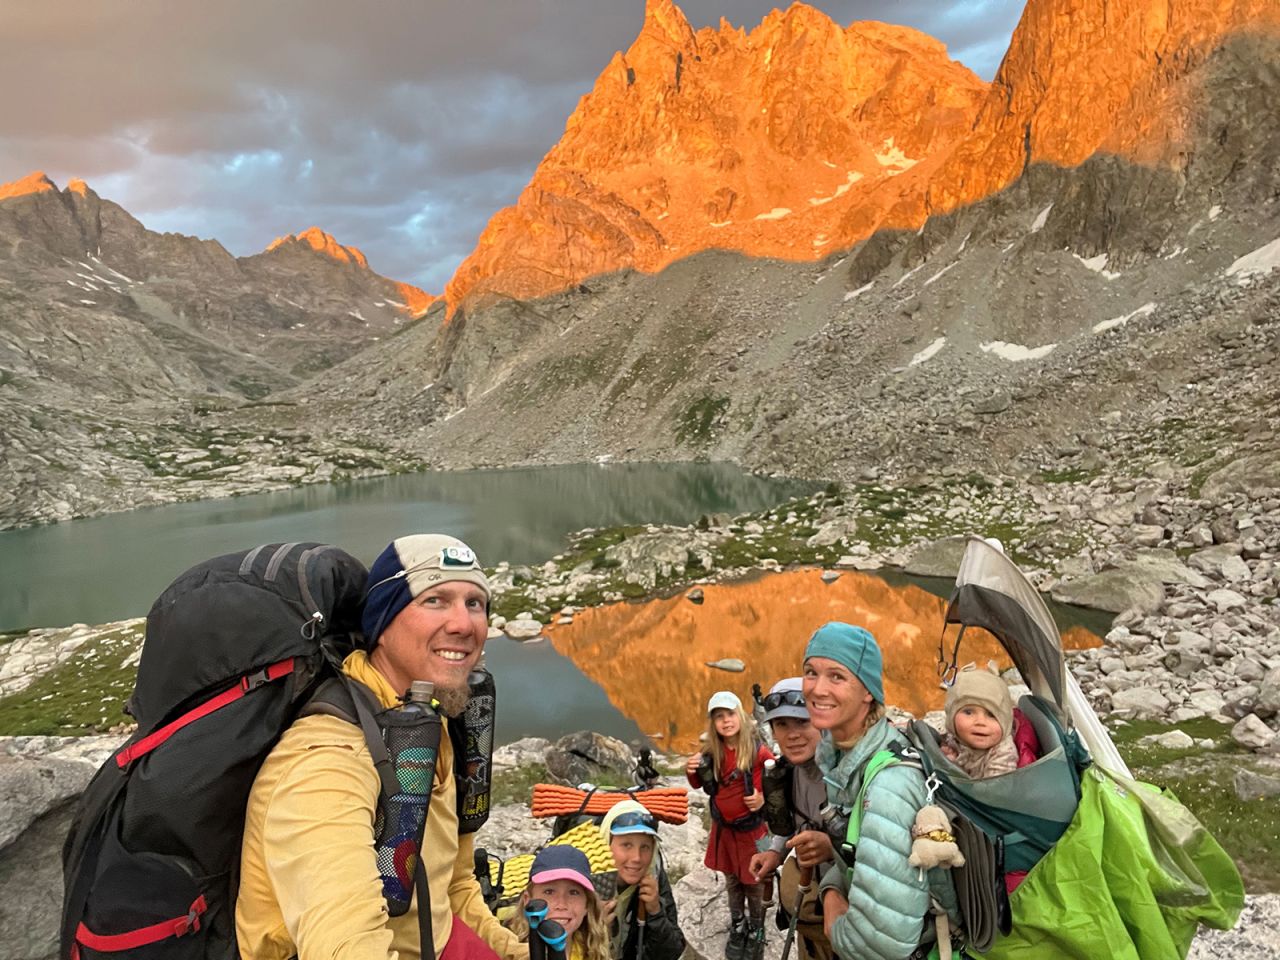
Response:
[[762, 689, 806, 711], [611, 810, 658, 833]]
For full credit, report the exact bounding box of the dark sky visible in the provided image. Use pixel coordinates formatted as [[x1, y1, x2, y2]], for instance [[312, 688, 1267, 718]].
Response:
[[0, 1, 1024, 291]]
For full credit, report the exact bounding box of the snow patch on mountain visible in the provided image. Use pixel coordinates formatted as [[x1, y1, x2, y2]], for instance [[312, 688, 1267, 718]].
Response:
[[1093, 302, 1157, 334], [1226, 237, 1280, 283], [876, 138, 918, 174], [1074, 253, 1120, 279], [809, 171, 864, 206], [924, 262, 957, 287], [893, 264, 925, 289], [980, 340, 1057, 361], [909, 337, 947, 366]]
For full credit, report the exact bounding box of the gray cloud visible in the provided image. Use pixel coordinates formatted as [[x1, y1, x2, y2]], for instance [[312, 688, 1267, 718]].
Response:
[[0, 1, 1023, 291]]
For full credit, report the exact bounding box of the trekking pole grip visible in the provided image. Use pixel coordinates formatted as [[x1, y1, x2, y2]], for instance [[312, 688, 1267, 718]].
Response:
[[525, 899, 549, 960], [537, 919, 568, 960]]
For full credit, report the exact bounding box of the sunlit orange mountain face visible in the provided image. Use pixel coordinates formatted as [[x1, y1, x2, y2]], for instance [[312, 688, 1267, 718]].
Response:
[[444, 0, 1280, 315], [547, 569, 1100, 752]]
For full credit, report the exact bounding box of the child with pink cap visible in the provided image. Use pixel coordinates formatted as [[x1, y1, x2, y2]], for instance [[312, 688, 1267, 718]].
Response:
[[507, 845, 611, 960]]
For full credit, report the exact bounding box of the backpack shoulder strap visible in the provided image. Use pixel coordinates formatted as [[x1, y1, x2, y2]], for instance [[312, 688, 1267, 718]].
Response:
[[302, 676, 359, 723], [448, 709, 467, 788], [301, 676, 398, 800], [846, 745, 923, 848]]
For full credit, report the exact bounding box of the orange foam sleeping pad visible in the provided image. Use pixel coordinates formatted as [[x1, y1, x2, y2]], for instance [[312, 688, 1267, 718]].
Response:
[[529, 783, 690, 825]]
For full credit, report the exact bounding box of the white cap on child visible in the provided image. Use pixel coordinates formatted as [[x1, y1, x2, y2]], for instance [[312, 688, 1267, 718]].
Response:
[[707, 691, 742, 714]]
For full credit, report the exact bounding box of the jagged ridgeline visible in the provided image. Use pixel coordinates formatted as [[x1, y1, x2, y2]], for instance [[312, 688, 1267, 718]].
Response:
[[0, 174, 435, 526], [2, 0, 1279, 530], [304, 0, 1277, 489]]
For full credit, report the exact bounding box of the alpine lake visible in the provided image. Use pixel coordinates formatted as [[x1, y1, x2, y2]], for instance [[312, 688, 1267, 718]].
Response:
[[0, 462, 1106, 747]]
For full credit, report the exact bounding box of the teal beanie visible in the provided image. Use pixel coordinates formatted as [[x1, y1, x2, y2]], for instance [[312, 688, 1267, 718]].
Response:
[[803, 622, 885, 704]]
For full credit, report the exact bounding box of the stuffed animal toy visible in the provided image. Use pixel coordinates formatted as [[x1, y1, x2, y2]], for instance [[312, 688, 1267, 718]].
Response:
[[909, 804, 965, 871]]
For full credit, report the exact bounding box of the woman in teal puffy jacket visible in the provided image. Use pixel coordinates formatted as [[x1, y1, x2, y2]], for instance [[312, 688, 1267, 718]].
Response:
[[802, 622, 960, 960]]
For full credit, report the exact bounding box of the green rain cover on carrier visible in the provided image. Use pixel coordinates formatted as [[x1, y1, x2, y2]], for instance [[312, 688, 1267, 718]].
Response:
[[931, 537, 1244, 959], [986, 765, 1243, 959]]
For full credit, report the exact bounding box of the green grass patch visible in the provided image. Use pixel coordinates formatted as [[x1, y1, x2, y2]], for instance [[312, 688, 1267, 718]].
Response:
[[227, 376, 272, 401], [1036, 466, 1101, 484], [491, 762, 550, 807], [0, 625, 142, 736], [674, 395, 730, 447], [709, 530, 815, 570]]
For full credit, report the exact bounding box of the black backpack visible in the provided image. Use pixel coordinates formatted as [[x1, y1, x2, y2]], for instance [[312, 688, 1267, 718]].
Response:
[[59, 542, 368, 960]]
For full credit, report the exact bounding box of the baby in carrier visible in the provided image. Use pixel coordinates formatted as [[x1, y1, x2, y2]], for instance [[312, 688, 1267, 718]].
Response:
[[940, 665, 1041, 891], [941, 665, 1040, 776]]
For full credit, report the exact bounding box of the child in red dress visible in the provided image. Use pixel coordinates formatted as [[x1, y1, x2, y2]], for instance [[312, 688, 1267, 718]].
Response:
[[686, 691, 774, 960]]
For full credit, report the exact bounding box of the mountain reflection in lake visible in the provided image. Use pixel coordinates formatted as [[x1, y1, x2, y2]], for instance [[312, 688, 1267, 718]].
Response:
[[547, 568, 1101, 753]]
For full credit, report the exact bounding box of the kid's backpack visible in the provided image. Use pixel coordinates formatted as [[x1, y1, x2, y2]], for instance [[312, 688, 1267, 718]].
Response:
[[59, 542, 369, 960]]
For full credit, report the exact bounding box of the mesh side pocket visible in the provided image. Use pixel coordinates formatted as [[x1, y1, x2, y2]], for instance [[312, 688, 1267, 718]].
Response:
[[374, 707, 439, 917]]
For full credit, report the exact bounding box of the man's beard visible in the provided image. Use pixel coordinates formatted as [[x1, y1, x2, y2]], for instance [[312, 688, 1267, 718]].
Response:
[[435, 682, 470, 718]]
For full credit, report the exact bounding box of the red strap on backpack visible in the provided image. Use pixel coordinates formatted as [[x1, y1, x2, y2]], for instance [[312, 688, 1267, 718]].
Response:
[[73, 895, 207, 955], [115, 659, 296, 769]]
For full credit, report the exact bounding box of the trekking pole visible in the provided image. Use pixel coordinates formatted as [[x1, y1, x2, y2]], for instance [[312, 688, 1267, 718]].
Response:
[[536, 919, 569, 960], [635, 899, 648, 960], [780, 864, 813, 960], [525, 899, 549, 960]]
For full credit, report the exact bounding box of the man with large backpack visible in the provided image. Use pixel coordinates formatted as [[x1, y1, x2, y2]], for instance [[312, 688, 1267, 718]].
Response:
[[236, 534, 526, 960]]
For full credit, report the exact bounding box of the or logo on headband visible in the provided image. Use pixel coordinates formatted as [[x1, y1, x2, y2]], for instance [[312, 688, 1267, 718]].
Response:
[[441, 546, 476, 567]]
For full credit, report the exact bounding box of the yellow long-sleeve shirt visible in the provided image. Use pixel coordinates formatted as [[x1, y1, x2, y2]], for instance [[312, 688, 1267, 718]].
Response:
[[236, 651, 527, 960]]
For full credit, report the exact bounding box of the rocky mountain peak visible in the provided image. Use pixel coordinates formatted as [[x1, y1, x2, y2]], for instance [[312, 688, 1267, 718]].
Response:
[[0, 170, 58, 202], [392, 281, 436, 316], [920, 0, 1280, 217], [443, 0, 1279, 316], [444, 0, 985, 313], [66, 178, 97, 199], [266, 226, 370, 268], [641, 0, 696, 50], [261, 226, 434, 314]]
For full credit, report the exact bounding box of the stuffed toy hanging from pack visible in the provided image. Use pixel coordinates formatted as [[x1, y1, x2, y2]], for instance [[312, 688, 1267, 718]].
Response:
[[909, 803, 966, 871]]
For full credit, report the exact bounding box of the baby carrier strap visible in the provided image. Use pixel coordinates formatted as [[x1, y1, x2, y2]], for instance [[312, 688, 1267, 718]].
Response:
[[897, 724, 1016, 953], [843, 746, 913, 849]]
